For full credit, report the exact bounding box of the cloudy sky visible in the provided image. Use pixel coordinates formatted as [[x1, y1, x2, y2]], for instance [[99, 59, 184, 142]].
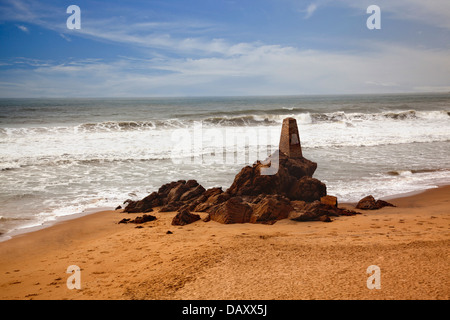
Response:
[[0, 0, 449, 97]]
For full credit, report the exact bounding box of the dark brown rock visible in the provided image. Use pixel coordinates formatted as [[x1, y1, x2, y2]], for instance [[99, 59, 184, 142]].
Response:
[[279, 117, 303, 158], [119, 214, 157, 224], [131, 214, 157, 224], [355, 195, 377, 210], [123, 192, 159, 213], [123, 180, 211, 214], [249, 194, 294, 224], [159, 201, 185, 212], [171, 208, 201, 226], [291, 201, 359, 222], [166, 182, 189, 203], [194, 191, 230, 212], [158, 180, 185, 198], [226, 151, 322, 201], [320, 195, 338, 207], [180, 184, 206, 202], [375, 199, 396, 209], [208, 196, 253, 224], [356, 195, 395, 210], [288, 176, 327, 202], [203, 187, 223, 198]]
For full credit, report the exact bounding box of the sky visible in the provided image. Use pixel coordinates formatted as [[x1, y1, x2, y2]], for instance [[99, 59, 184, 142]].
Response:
[[0, 0, 449, 97]]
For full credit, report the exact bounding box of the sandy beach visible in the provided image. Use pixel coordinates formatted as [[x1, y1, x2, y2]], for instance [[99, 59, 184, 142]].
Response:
[[0, 186, 449, 300]]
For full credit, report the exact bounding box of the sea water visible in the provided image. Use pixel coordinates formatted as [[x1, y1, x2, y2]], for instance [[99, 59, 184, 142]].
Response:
[[0, 93, 449, 239]]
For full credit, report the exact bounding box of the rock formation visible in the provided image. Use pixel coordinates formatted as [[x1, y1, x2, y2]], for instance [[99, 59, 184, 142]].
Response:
[[356, 195, 395, 210], [279, 117, 303, 158], [171, 208, 201, 226], [121, 117, 361, 224], [226, 117, 325, 201], [118, 214, 157, 224], [291, 201, 359, 222]]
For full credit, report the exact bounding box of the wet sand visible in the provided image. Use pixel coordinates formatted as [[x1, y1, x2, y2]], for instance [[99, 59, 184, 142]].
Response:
[[0, 186, 449, 300]]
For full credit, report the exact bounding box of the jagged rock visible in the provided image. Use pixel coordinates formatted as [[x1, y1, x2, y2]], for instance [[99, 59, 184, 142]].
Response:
[[121, 117, 334, 225], [279, 117, 303, 158], [123, 192, 159, 213], [226, 150, 324, 202], [123, 180, 212, 214], [172, 208, 201, 226], [225, 117, 323, 201], [356, 195, 395, 210], [375, 199, 396, 209], [180, 184, 206, 202], [291, 201, 359, 222], [203, 187, 223, 198], [208, 196, 253, 224], [249, 194, 294, 224], [166, 182, 190, 203], [194, 189, 230, 212], [131, 214, 157, 224], [159, 201, 185, 212], [320, 195, 338, 207], [119, 214, 157, 224], [288, 176, 327, 202]]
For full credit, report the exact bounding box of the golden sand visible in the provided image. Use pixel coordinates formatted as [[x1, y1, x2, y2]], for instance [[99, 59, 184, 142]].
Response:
[[1, 186, 449, 300]]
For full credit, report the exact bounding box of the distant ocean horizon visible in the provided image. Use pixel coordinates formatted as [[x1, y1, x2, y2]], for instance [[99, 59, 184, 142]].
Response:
[[1, 93, 449, 240]]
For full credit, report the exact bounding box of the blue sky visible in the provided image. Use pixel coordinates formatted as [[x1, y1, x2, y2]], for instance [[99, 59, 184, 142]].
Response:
[[0, 0, 449, 97]]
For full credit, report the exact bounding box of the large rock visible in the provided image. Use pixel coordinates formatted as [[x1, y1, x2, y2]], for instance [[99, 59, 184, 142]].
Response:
[[249, 194, 294, 224], [123, 179, 209, 214], [279, 117, 303, 158], [194, 190, 230, 212], [321, 195, 338, 207], [226, 151, 324, 202], [171, 208, 201, 226], [291, 201, 360, 222], [288, 176, 327, 202], [121, 117, 330, 225], [180, 184, 206, 202], [122, 192, 159, 213], [356, 195, 395, 210], [207, 196, 253, 224]]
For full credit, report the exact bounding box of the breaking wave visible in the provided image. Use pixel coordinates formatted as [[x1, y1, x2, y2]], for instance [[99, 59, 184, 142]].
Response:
[[0, 109, 448, 135]]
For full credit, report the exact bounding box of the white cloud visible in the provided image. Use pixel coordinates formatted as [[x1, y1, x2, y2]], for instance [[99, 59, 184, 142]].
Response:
[[59, 33, 71, 42], [2, 42, 449, 97], [338, 0, 450, 30], [16, 24, 29, 33], [305, 3, 318, 19], [1, 0, 449, 97]]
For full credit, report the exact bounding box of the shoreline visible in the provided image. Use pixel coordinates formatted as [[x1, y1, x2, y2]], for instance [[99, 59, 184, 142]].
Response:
[[0, 206, 115, 243], [0, 185, 449, 300], [1, 183, 446, 244]]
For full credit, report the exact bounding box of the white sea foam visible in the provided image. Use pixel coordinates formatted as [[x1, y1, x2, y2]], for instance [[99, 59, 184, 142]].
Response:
[[0, 95, 449, 238]]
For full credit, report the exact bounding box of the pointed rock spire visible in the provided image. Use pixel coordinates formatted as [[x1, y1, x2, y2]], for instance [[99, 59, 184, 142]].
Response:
[[279, 117, 303, 158]]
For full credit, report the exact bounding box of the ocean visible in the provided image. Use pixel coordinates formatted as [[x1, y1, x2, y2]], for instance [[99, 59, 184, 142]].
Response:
[[0, 93, 449, 240]]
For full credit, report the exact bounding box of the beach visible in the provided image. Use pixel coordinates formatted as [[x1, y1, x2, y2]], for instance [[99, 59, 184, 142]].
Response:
[[1, 185, 448, 300]]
